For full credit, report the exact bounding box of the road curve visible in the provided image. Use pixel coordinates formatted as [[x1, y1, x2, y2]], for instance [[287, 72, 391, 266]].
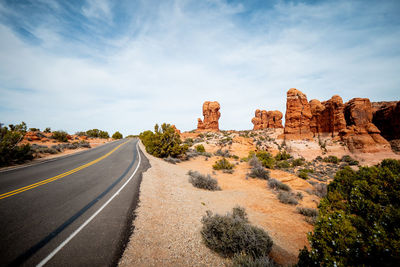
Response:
[[0, 138, 148, 266]]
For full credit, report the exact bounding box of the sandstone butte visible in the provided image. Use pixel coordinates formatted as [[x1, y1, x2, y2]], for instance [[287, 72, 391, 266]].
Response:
[[282, 88, 393, 153], [197, 101, 221, 131], [251, 109, 283, 130]]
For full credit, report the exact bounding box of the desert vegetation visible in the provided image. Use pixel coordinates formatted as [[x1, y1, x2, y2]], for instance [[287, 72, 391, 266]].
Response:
[[139, 123, 188, 158], [112, 131, 123, 139], [187, 170, 221, 191], [201, 207, 274, 262], [86, 129, 110, 139], [298, 159, 400, 266], [0, 122, 33, 167]]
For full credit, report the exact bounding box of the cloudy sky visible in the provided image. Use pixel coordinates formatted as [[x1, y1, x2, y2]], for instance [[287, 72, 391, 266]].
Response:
[[1, 0, 399, 135]]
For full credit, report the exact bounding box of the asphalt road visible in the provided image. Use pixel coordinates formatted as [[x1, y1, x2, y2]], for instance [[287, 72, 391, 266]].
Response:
[[0, 138, 149, 266]]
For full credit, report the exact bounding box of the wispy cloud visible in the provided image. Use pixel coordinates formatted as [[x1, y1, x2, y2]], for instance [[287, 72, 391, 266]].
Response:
[[0, 0, 399, 134]]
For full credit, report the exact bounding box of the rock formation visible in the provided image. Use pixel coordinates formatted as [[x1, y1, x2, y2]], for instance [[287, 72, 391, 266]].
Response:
[[309, 95, 346, 137], [284, 88, 313, 139], [372, 101, 400, 141], [251, 109, 283, 130], [171, 125, 181, 135], [197, 101, 221, 131], [340, 98, 390, 152]]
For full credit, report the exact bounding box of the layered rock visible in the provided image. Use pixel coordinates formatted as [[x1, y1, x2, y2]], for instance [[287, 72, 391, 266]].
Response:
[[340, 98, 390, 152], [284, 88, 313, 139], [309, 95, 346, 137], [171, 125, 181, 135], [251, 109, 283, 130], [197, 101, 221, 131]]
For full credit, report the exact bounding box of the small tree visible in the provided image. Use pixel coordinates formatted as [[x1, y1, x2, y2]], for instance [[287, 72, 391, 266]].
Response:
[[0, 123, 33, 166], [112, 131, 123, 139], [44, 127, 51, 133], [139, 123, 188, 158]]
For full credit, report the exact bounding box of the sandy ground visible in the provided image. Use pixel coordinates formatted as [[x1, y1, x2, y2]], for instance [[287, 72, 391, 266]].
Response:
[[119, 142, 316, 266]]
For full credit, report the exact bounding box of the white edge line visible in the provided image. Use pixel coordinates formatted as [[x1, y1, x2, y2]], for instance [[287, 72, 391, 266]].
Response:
[[36, 141, 142, 267]]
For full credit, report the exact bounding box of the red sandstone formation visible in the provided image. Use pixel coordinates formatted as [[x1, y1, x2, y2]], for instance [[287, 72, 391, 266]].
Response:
[[171, 125, 181, 135], [340, 98, 390, 152], [284, 88, 313, 139], [24, 131, 41, 141], [309, 95, 346, 137], [197, 101, 221, 131], [251, 109, 283, 130], [372, 101, 400, 141]]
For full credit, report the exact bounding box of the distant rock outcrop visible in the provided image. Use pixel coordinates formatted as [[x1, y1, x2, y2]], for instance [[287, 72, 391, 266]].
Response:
[[372, 101, 400, 141], [309, 95, 346, 137], [340, 98, 390, 152], [251, 109, 283, 130], [284, 88, 313, 139], [197, 101, 221, 131], [171, 125, 181, 135]]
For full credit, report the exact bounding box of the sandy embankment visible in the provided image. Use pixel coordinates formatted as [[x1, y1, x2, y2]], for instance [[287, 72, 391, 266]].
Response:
[[119, 142, 316, 266]]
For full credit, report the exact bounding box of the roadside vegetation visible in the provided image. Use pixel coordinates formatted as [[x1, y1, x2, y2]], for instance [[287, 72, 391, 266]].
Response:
[[298, 159, 400, 266], [112, 131, 123, 139], [0, 122, 33, 167], [139, 123, 188, 158], [201, 207, 274, 263], [187, 170, 221, 191]]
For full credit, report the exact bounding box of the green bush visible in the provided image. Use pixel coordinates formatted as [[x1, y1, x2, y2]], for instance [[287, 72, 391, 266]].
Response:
[[275, 151, 291, 161], [341, 155, 359, 166], [188, 170, 221, 191], [44, 127, 51, 133], [276, 160, 290, 169], [112, 131, 123, 139], [195, 144, 205, 153], [29, 128, 40, 132], [213, 158, 235, 170], [292, 158, 305, 167], [256, 151, 275, 169], [86, 129, 109, 139], [322, 155, 339, 164], [298, 160, 400, 266], [0, 124, 33, 166], [139, 123, 188, 158], [201, 207, 273, 258], [298, 169, 314, 180], [8, 121, 27, 134], [52, 130, 68, 142]]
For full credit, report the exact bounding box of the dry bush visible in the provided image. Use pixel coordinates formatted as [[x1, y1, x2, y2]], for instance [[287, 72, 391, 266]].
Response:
[[187, 170, 221, 191]]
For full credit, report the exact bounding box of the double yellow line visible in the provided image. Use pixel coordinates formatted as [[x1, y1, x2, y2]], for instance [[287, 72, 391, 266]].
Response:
[[0, 141, 129, 200]]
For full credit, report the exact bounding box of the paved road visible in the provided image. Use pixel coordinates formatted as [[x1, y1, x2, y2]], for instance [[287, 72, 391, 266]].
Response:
[[0, 138, 148, 266]]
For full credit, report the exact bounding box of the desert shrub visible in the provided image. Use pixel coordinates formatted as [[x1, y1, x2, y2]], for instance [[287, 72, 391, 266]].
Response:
[[232, 253, 277, 267], [312, 183, 327, 197], [248, 166, 270, 180], [52, 130, 68, 142], [296, 191, 304, 200], [322, 155, 339, 164], [75, 131, 87, 136], [298, 161, 400, 266], [184, 138, 194, 145], [249, 155, 262, 168], [187, 170, 221, 191], [276, 160, 290, 169], [112, 131, 123, 139], [163, 156, 181, 164], [139, 123, 188, 158], [256, 151, 275, 169], [201, 207, 273, 258], [99, 130, 109, 139], [268, 178, 291, 191], [277, 191, 298, 205], [292, 158, 305, 167], [223, 169, 235, 174], [341, 155, 359, 165], [297, 168, 314, 180], [8, 121, 27, 134], [79, 140, 91, 148], [44, 127, 51, 133], [29, 128, 40, 132], [0, 124, 33, 166], [213, 158, 235, 170], [85, 129, 109, 138], [315, 155, 323, 161], [275, 151, 291, 161], [297, 207, 318, 218], [195, 144, 205, 153], [215, 149, 231, 157]]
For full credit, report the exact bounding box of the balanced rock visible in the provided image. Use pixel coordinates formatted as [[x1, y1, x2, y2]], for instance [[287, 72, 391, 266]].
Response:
[[251, 109, 283, 130], [284, 88, 313, 139], [340, 98, 390, 152], [197, 101, 221, 131]]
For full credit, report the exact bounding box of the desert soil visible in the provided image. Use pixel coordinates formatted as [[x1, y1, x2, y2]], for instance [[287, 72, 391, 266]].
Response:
[[119, 141, 317, 266]]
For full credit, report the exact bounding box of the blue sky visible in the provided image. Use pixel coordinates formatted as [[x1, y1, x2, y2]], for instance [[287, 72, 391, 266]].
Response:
[[1, 0, 399, 135]]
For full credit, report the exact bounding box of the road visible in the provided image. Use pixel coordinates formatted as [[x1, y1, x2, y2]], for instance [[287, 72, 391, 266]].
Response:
[[0, 138, 148, 266]]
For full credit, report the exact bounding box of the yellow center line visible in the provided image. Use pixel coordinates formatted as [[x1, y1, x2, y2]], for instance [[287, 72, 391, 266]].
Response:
[[0, 141, 129, 200]]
